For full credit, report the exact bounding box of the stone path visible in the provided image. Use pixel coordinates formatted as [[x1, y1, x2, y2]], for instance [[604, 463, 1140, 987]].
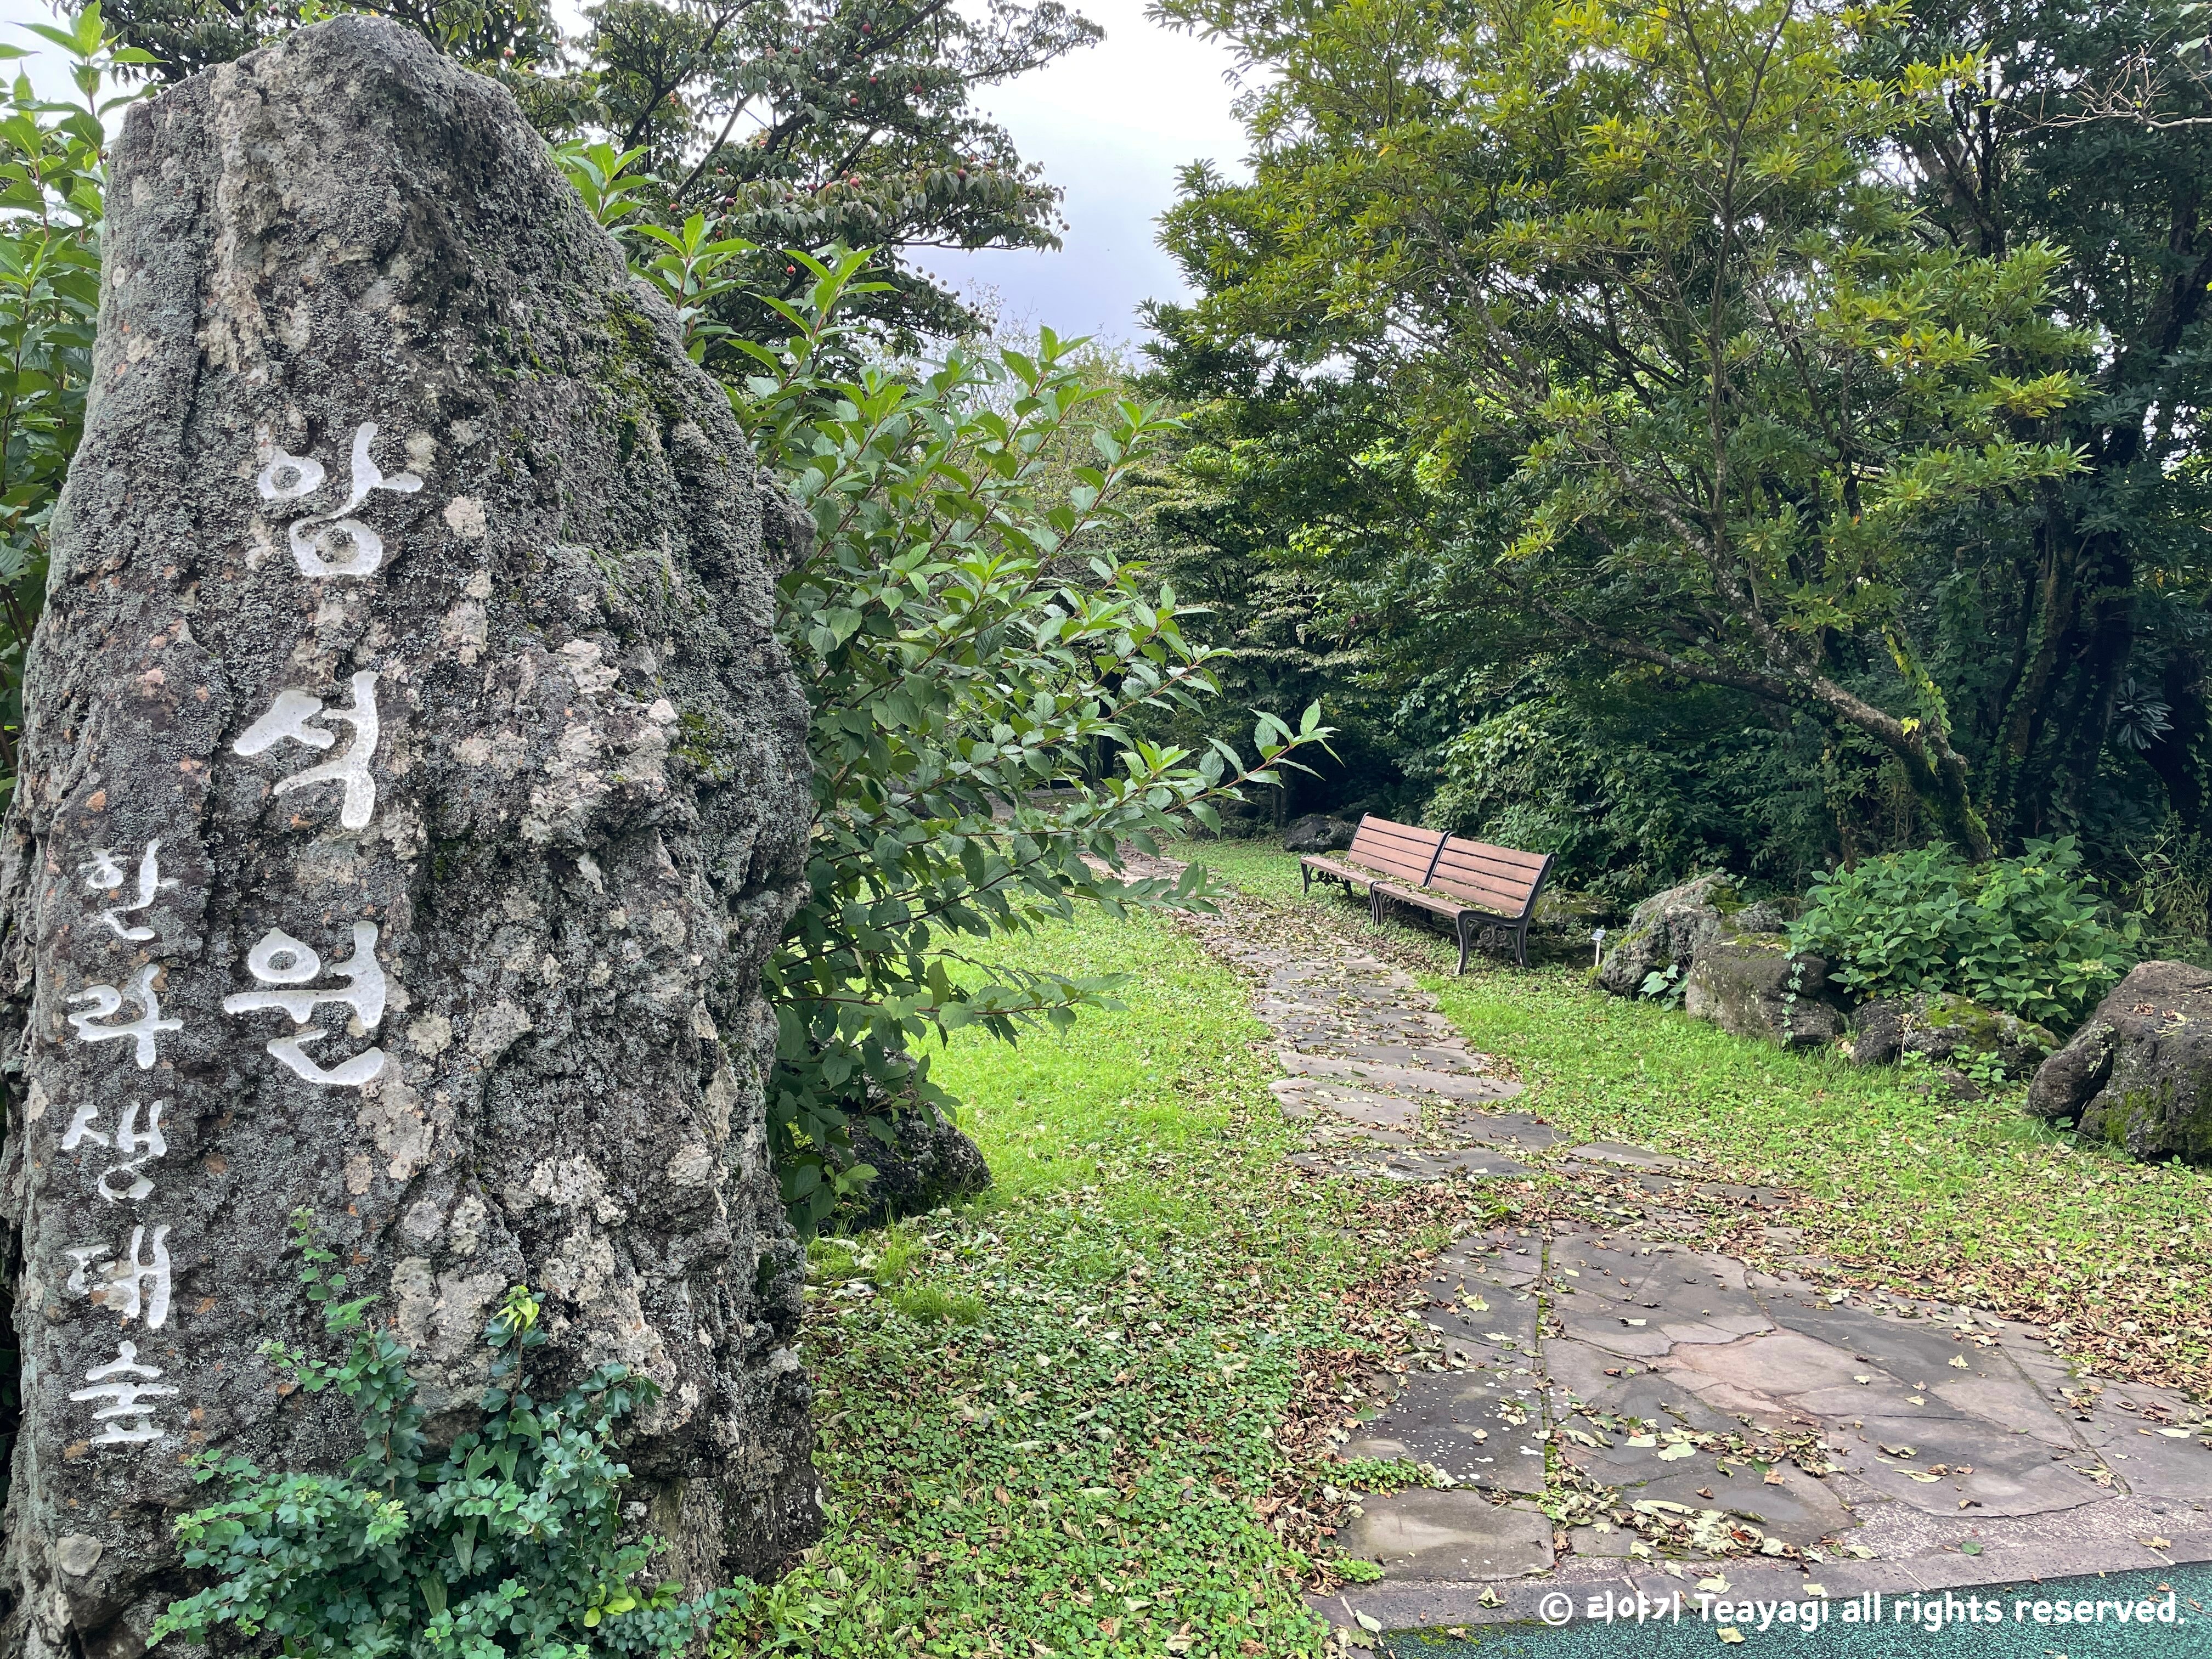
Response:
[[1157, 865, 2212, 1637]]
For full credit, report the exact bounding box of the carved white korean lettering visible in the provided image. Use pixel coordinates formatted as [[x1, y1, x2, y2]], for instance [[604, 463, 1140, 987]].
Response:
[[78, 842, 177, 941], [65, 1226, 172, 1328], [260, 422, 422, 578], [61, 1099, 167, 1202], [65, 966, 182, 1069], [223, 921, 388, 1086], [69, 1342, 177, 1445], [234, 670, 380, 830]]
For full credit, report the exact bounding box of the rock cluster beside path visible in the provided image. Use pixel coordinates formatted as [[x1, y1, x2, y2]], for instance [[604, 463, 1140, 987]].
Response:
[[2029, 961, 2212, 1163], [1141, 855, 2212, 1638]]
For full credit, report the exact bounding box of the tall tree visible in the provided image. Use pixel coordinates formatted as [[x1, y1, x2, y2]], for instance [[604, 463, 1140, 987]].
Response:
[[586, 0, 1096, 337], [100, 0, 1100, 339], [1876, 1, 2212, 844], [95, 0, 566, 79], [1156, 0, 2095, 858]]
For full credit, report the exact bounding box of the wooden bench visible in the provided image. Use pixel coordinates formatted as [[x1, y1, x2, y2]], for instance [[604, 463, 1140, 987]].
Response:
[[1299, 814, 1554, 972]]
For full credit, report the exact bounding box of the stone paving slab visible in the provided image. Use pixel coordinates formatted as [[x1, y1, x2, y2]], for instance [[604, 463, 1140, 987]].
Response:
[[1291, 1147, 1534, 1184], [1336, 1491, 1555, 1579], [1277, 1050, 1525, 1101], [1133, 853, 2212, 1633], [1440, 1108, 1562, 1150], [1272, 1077, 1425, 1130], [1342, 1381, 1550, 1492]]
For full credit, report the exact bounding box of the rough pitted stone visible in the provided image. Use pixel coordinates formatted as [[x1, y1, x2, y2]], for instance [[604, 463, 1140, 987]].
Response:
[[1594, 874, 1785, 997], [0, 20, 815, 1653], [2026, 961, 2212, 1163], [1284, 812, 1358, 853], [1845, 991, 2056, 1078], [1336, 1491, 1554, 1579], [1680, 933, 1843, 1048]]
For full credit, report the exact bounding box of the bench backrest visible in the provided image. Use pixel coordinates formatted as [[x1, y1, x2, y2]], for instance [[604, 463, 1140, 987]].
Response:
[[1345, 816, 1449, 886], [1429, 833, 1552, 921]]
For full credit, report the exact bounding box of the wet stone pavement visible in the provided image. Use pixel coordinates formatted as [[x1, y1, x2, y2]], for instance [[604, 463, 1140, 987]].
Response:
[[1152, 862, 2212, 1638]]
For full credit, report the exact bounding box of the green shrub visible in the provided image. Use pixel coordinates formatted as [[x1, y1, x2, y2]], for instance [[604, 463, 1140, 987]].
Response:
[[0, 5, 149, 798], [153, 1215, 740, 1658], [1424, 689, 1832, 902], [1790, 838, 2137, 1028], [555, 150, 1333, 1234]]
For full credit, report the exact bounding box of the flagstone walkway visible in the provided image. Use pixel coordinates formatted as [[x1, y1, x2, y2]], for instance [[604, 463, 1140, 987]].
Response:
[[1151, 859, 2212, 1638]]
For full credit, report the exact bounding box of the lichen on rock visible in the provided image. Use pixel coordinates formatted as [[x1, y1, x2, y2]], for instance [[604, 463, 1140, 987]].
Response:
[[2026, 961, 2212, 1163], [1679, 932, 1842, 1048], [1845, 992, 2056, 1079], [1594, 873, 1788, 998], [0, 19, 817, 1653]]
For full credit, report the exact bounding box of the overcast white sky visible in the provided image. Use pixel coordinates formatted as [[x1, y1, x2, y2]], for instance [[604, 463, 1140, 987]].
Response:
[[0, 0, 1250, 345], [904, 0, 1252, 341]]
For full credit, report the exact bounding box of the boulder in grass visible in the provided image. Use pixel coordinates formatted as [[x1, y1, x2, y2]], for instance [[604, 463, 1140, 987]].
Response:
[[1846, 992, 2057, 1079], [2026, 962, 2212, 1163], [839, 1098, 993, 1231], [1595, 873, 1788, 997], [1681, 933, 1844, 1048], [1285, 812, 1359, 853]]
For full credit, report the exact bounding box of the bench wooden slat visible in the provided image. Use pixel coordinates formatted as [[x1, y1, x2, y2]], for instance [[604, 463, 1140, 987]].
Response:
[[1372, 876, 1513, 917], [1433, 844, 1548, 885], [1298, 853, 1379, 889], [1348, 823, 1443, 866], [1425, 873, 1537, 915], [1300, 814, 1553, 972], [1343, 825, 1443, 884], [1436, 838, 1549, 876], [1430, 864, 1541, 914]]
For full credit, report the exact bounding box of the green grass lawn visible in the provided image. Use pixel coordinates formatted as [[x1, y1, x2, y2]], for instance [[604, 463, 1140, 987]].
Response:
[[1178, 837, 2212, 1397], [724, 907, 1449, 1657]]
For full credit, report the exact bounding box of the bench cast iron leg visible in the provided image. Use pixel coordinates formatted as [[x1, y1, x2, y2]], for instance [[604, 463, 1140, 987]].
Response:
[[1514, 921, 1529, 968], [1457, 913, 1472, 975]]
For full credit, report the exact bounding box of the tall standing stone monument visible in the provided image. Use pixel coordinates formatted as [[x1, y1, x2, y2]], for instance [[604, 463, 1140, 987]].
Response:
[[0, 19, 818, 1653]]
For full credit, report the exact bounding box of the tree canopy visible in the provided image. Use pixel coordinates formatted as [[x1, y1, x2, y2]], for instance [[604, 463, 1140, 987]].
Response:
[[101, 0, 1101, 338], [1143, 0, 2212, 919]]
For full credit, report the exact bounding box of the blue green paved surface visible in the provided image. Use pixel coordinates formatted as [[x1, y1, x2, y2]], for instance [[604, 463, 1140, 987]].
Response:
[[1383, 1564, 2212, 1658]]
